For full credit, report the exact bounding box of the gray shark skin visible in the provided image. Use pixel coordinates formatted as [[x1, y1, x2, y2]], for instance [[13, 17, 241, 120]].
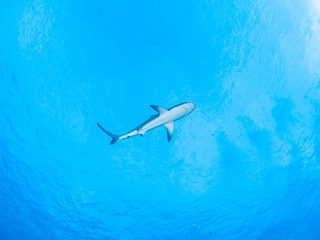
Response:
[[97, 102, 195, 144]]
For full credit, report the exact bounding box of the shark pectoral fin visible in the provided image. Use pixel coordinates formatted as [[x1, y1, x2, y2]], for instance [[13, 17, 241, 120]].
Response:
[[150, 105, 168, 115], [164, 121, 174, 142]]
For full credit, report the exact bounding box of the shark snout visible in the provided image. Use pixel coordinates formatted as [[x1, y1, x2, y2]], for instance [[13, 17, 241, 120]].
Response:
[[185, 102, 195, 112]]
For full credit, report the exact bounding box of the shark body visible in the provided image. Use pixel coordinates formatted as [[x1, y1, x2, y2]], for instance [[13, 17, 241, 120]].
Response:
[[97, 102, 195, 144]]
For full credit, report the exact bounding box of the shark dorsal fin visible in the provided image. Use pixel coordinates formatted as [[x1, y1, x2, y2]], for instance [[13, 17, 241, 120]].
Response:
[[150, 105, 168, 115], [164, 121, 174, 142]]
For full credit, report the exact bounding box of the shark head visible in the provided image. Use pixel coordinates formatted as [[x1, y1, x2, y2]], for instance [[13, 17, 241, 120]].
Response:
[[181, 102, 195, 116]]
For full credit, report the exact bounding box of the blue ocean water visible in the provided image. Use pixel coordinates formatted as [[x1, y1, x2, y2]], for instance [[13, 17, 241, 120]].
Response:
[[1, 0, 320, 239]]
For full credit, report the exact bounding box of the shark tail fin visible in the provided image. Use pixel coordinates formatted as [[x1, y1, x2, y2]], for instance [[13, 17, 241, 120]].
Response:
[[97, 122, 121, 145]]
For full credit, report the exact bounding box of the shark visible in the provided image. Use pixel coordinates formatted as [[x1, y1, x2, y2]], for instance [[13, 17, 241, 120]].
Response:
[[97, 102, 195, 144]]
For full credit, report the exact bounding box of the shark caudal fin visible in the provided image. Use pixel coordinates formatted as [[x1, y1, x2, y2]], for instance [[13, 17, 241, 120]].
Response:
[[97, 122, 120, 144]]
